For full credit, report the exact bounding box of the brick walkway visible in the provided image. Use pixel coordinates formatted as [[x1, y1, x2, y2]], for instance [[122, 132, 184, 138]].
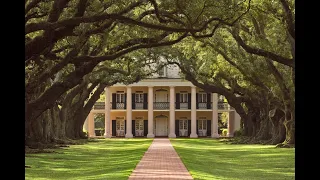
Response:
[[128, 138, 193, 180]]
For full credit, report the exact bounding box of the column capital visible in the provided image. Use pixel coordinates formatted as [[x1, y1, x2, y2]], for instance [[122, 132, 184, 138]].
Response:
[[191, 85, 197, 89], [126, 86, 132, 88], [148, 86, 154, 88], [169, 86, 175, 88]]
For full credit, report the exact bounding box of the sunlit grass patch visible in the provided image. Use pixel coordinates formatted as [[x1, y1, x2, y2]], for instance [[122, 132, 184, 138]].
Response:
[[170, 138, 294, 180], [25, 139, 153, 180]]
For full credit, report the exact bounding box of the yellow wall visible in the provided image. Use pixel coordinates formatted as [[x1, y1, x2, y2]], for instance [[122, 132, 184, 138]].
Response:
[[132, 111, 148, 119], [196, 111, 212, 120], [175, 86, 191, 93]]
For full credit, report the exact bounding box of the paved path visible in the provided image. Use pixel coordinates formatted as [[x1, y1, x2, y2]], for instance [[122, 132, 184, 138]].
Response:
[[128, 138, 193, 180]]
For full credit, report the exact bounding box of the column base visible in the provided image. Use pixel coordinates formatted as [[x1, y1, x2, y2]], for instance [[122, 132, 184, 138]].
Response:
[[227, 133, 233, 137], [211, 133, 220, 138], [147, 134, 155, 138], [168, 133, 176, 138], [125, 134, 133, 138], [104, 134, 112, 138], [190, 133, 198, 138], [89, 134, 96, 138]]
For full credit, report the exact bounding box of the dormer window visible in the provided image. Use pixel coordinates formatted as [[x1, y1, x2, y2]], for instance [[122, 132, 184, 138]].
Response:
[[158, 66, 166, 77]]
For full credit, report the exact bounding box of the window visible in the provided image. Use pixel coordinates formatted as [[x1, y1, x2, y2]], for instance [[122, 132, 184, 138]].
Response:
[[180, 93, 188, 103], [135, 117, 144, 131], [199, 93, 207, 103], [135, 93, 144, 103], [198, 120, 207, 130], [135, 120, 144, 130], [179, 120, 188, 130], [158, 66, 166, 77], [116, 93, 125, 103], [116, 120, 125, 130]]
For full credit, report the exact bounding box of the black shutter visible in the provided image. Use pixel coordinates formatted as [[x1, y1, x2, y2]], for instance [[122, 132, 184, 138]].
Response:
[[112, 120, 116, 136], [207, 93, 211, 109], [175, 120, 179, 137], [132, 120, 135, 136], [196, 120, 199, 135], [112, 93, 116, 109], [144, 120, 148, 136], [124, 94, 127, 109], [207, 120, 212, 137], [143, 93, 148, 109], [132, 93, 135, 109], [125, 120, 127, 134], [188, 93, 191, 109], [188, 120, 191, 136], [196, 93, 199, 109], [176, 93, 180, 109]]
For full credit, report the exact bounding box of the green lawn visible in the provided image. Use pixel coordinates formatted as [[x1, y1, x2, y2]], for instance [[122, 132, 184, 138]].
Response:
[[25, 139, 153, 180], [170, 139, 295, 180]]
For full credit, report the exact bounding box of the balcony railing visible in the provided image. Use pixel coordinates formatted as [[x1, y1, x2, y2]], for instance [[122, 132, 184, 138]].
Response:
[[218, 102, 234, 110], [93, 101, 233, 110], [116, 102, 125, 109], [135, 102, 144, 109], [134, 102, 148, 109], [198, 102, 208, 109], [154, 102, 169, 109], [93, 102, 105, 109], [179, 102, 188, 109]]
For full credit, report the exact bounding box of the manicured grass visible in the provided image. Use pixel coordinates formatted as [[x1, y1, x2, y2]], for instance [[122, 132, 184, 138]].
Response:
[[170, 139, 294, 180], [25, 139, 153, 180]]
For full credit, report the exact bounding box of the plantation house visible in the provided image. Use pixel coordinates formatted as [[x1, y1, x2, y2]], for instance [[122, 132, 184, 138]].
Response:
[[84, 63, 241, 138]]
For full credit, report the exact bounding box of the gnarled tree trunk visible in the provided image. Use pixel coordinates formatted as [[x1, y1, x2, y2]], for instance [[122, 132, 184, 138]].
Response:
[[269, 108, 286, 144]]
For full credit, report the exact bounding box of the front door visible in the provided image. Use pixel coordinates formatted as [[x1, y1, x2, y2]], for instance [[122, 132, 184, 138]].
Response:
[[155, 118, 168, 136], [198, 119, 207, 136], [135, 119, 144, 136], [116, 119, 125, 137], [179, 119, 188, 136]]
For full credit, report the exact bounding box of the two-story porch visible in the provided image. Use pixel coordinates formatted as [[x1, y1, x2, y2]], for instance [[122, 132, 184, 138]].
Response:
[[86, 81, 240, 138]]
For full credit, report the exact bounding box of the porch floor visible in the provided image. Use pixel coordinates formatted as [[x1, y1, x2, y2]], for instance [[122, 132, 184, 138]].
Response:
[[128, 138, 193, 180]]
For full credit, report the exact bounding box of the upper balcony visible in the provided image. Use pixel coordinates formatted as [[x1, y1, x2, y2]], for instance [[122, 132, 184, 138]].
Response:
[[92, 90, 233, 111], [93, 101, 233, 110], [218, 102, 234, 110]]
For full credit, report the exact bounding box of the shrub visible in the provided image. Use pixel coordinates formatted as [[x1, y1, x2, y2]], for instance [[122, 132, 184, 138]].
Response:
[[233, 129, 243, 137], [222, 129, 228, 136], [95, 128, 105, 136]]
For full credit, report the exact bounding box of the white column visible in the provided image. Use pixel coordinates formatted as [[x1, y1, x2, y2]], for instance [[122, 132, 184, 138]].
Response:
[[83, 116, 88, 132], [125, 86, 133, 138], [211, 93, 219, 138], [234, 111, 241, 131], [147, 86, 155, 138], [227, 111, 234, 137], [190, 86, 198, 138], [104, 87, 112, 138], [168, 86, 176, 138], [88, 112, 95, 137]]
